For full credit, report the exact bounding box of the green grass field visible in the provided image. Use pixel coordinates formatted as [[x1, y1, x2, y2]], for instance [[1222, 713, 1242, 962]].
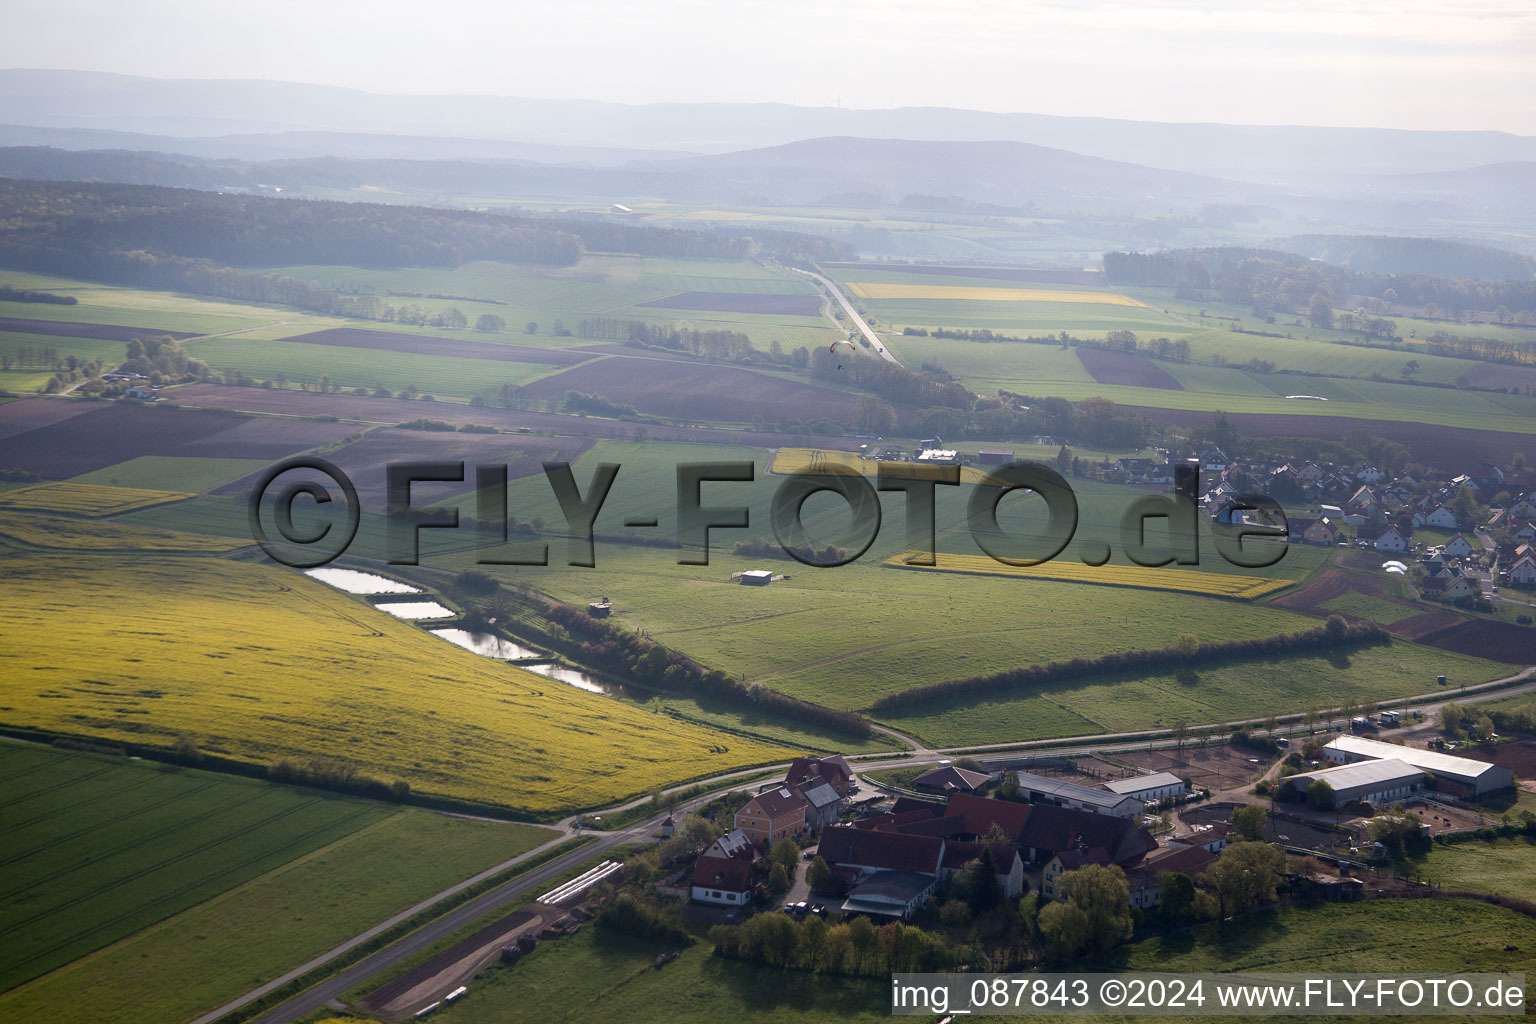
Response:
[[879, 641, 1503, 747], [183, 336, 559, 398], [70, 455, 272, 493], [0, 746, 556, 1024], [420, 925, 892, 1024], [415, 897, 1536, 1024], [1123, 898, 1536, 974], [1417, 838, 1536, 899], [269, 257, 839, 352], [1319, 590, 1415, 624], [0, 743, 393, 991]]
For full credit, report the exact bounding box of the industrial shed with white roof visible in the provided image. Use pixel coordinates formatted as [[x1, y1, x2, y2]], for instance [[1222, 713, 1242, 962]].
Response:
[[1279, 758, 1426, 806], [1322, 735, 1514, 797], [1101, 772, 1188, 803], [1015, 772, 1143, 818]]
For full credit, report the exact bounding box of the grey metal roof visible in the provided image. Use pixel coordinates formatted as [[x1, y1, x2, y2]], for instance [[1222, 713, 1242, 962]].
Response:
[[1016, 772, 1140, 810], [1284, 757, 1425, 792], [1102, 771, 1185, 796], [1323, 735, 1504, 780]]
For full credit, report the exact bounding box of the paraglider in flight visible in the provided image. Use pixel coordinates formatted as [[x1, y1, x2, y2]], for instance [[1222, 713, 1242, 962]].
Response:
[[830, 338, 856, 369]]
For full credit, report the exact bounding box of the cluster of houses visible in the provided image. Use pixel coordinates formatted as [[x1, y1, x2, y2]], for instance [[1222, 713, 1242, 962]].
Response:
[[690, 757, 1230, 921], [1166, 447, 1536, 591]]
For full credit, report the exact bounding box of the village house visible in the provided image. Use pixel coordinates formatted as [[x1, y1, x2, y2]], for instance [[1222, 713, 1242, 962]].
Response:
[[1303, 517, 1340, 546], [689, 855, 755, 906], [734, 787, 808, 846], [1442, 534, 1475, 558], [912, 764, 991, 797], [1507, 555, 1536, 586], [1374, 527, 1410, 552], [1414, 505, 1458, 530]]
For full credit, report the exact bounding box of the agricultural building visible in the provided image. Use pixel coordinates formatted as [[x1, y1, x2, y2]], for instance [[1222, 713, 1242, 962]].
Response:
[[1101, 771, 1188, 803], [1278, 758, 1425, 806], [1015, 772, 1143, 817], [1321, 735, 1514, 797]]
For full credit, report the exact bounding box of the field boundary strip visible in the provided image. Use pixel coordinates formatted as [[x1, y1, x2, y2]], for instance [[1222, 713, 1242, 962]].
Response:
[[882, 551, 1294, 600]]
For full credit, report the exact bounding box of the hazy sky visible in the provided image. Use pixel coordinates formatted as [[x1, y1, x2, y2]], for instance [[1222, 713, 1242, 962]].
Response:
[[2, 0, 1534, 133]]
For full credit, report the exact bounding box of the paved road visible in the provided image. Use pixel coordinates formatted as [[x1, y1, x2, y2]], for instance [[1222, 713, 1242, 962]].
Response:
[[785, 266, 903, 367]]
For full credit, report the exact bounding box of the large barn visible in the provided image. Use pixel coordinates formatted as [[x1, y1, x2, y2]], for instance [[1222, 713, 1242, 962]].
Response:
[[1014, 772, 1143, 818], [1278, 759, 1426, 806], [1321, 735, 1514, 797]]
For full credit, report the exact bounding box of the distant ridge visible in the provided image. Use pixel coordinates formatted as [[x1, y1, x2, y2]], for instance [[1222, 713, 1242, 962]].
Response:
[[3, 69, 1535, 184]]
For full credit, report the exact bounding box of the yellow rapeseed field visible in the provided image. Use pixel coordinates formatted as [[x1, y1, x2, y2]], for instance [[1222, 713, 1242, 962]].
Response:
[[0, 481, 194, 516], [845, 282, 1147, 306], [0, 553, 792, 814], [0, 512, 246, 551], [884, 551, 1293, 600]]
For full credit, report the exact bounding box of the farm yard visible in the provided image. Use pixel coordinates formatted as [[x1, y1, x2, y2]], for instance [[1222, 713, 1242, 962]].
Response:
[[1114, 746, 1272, 794], [0, 744, 556, 1024], [0, 552, 794, 816]]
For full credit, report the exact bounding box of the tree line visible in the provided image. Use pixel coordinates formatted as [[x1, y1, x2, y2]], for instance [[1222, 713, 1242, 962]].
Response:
[[870, 617, 1390, 712], [1104, 246, 1536, 320], [0, 283, 76, 304]]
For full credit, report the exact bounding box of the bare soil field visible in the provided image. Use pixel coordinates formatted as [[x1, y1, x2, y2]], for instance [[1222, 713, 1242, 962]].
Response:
[[1410, 617, 1536, 664], [276, 327, 589, 365], [0, 317, 198, 341], [1272, 568, 1417, 619], [164, 383, 857, 449], [638, 291, 822, 315], [215, 427, 593, 505], [1124, 406, 1536, 469], [519, 356, 875, 425], [1386, 608, 1468, 639], [1269, 568, 1530, 662], [0, 400, 351, 478], [824, 263, 1104, 286], [1076, 347, 1183, 390], [1115, 745, 1269, 792], [0, 396, 102, 442]]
